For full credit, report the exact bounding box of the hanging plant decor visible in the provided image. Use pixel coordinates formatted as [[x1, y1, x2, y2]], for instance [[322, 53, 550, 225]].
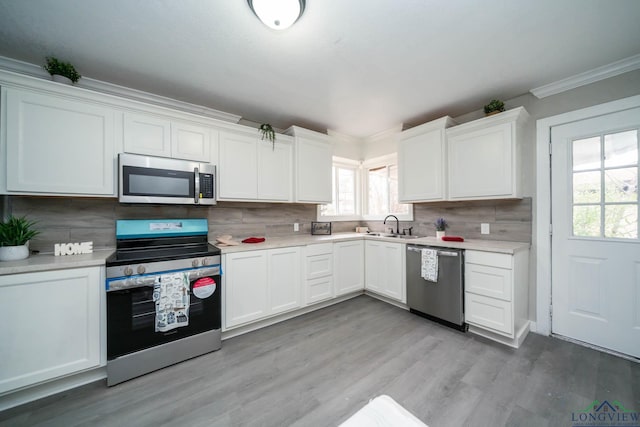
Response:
[[259, 123, 276, 150]]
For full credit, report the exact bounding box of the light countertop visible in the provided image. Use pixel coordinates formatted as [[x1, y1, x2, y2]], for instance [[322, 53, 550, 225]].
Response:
[[0, 250, 113, 276], [0, 233, 529, 276], [213, 233, 529, 255]]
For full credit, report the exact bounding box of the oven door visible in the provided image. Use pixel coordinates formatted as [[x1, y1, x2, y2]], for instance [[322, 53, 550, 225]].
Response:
[[106, 266, 221, 360]]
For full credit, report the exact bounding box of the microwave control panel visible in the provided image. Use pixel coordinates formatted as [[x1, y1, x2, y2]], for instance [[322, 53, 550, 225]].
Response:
[[200, 173, 214, 199]]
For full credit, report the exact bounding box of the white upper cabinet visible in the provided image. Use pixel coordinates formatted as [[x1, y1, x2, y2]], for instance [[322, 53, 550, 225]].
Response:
[[218, 129, 293, 202], [285, 126, 332, 203], [398, 116, 456, 202], [123, 112, 211, 162], [3, 88, 116, 196], [446, 107, 529, 200]]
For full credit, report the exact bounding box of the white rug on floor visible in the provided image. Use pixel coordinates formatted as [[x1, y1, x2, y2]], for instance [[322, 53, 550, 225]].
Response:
[[339, 395, 428, 426]]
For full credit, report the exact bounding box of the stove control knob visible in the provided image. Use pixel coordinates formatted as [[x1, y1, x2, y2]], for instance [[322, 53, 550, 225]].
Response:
[[137, 265, 146, 275], [192, 259, 200, 268], [124, 267, 133, 276], [201, 257, 210, 266]]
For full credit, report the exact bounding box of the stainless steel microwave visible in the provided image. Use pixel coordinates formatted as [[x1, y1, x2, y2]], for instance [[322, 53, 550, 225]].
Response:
[[118, 153, 216, 205]]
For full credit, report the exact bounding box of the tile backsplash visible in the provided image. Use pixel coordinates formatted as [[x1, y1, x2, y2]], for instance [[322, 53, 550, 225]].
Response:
[[9, 196, 531, 254]]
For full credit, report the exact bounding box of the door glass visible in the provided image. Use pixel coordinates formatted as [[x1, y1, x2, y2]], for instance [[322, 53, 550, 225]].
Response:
[[604, 130, 637, 168], [571, 130, 639, 239], [573, 137, 601, 171]]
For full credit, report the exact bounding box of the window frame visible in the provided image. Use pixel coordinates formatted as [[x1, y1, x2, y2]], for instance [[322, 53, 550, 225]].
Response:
[[318, 154, 413, 222]]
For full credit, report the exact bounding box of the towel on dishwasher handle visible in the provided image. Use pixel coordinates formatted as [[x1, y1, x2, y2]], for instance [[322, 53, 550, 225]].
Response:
[[421, 249, 438, 282]]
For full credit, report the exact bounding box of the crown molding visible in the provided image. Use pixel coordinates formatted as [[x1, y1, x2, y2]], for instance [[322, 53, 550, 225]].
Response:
[[0, 55, 242, 123], [530, 53, 640, 99]]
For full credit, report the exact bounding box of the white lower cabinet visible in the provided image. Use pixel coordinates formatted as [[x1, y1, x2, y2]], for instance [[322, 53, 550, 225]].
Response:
[[304, 243, 333, 304], [333, 240, 364, 296], [364, 241, 406, 303], [224, 247, 302, 329], [0, 267, 104, 394], [464, 249, 529, 347]]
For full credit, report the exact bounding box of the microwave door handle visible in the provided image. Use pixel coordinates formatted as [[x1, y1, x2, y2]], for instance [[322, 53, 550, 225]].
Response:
[[194, 167, 200, 204]]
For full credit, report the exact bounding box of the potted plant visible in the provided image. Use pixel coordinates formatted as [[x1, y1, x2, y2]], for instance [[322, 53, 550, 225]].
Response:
[[43, 56, 81, 84], [484, 99, 505, 116], [259, 123, 276, 150], [0, 216, 40, 261], [434, 217, 448, 239]]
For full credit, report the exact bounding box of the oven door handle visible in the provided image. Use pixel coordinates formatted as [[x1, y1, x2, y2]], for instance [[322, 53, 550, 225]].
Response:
[[106, 266, 221, 292]]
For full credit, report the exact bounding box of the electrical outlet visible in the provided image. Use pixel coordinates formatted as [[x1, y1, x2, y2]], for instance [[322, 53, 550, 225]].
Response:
[[294, 223, 299, 232], [481, 223, 490, 234]]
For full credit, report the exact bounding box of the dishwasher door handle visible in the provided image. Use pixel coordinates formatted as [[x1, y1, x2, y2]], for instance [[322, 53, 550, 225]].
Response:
[[407, 247, 460, 257]]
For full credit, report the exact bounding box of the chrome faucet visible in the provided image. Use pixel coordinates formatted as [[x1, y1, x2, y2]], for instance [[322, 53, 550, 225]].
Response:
[[383, 215, 400, 235]]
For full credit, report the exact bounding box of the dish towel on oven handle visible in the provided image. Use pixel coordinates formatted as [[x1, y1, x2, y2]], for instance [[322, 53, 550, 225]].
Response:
[[421, 249, 438, 282], [153, 272, 190, 332]]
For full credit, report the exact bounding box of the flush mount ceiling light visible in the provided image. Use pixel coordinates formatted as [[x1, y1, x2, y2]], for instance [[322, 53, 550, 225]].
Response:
[[248, 0, 306, 31]]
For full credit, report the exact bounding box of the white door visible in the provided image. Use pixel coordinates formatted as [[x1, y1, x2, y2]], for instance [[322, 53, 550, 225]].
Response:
[[551, 107, 640, 358]]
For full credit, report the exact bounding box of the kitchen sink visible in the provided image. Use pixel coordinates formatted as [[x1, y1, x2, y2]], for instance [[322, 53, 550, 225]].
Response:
[[367, 232, 421, 239]]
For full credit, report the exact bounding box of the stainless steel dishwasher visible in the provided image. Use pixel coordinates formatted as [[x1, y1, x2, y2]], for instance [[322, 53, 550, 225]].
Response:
[[406, 244, 466, 331]]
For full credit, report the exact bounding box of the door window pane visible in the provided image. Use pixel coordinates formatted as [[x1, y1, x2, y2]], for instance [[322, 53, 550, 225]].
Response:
[[604, 168, 637, 203], [573, 137, 601, 171], [604, 130, 637, 168], [573, 205, 601, 237], [604, 204, 638, 239], [573, 171, 601, 203], [570, 129, 639, 240]]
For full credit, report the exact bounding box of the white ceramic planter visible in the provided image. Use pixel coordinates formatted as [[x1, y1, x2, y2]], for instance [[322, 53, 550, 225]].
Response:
[[51, 74, 73, 85], [436, 230, 446, 240], [0, 244, 30, 261]]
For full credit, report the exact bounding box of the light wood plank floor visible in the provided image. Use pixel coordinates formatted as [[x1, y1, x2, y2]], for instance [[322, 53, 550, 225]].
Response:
[[1, 295, 638, 427]]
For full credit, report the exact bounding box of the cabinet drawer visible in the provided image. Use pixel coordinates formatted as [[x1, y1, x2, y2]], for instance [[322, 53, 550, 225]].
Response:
[[465, 292, 513, 337], [306, 253, 332, 280], [306, 276, 333, 304], [465, 263, 512, 301], [465, 250, 512, 269], [306, 243, 333, 256]]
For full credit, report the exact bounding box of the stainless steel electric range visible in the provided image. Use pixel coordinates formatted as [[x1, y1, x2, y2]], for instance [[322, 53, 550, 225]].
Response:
[[105, 219, 221, 386]]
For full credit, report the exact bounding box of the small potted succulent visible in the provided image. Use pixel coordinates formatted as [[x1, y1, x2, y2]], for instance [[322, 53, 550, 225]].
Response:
[[0, 215, 40, 261], [44, 56, 81, 84], [484, 99, 505, 116], [434, 217, 448, 239], [259, 123, 276, 150]]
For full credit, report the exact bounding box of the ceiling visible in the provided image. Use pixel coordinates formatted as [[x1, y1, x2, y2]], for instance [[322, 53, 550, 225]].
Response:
[[0, 0, 639, 138]]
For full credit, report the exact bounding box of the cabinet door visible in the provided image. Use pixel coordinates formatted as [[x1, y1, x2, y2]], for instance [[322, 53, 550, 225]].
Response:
[[171, 122, 211, 162], [268, 247, 302, 314], [224, 251, 269, 328], [334, 240, 364, 296], [365, 241, 405, 302], [258, 139, 292, 201], [295, 137, 332, 203], [123, 112, 171, 157], [0, 267, 102, 394], [5, 89, 115, 195], [218, 131, 258, 200], [364, 241, 384, 294], [448, 122, 514, 199], [398, 128, 445, 202]]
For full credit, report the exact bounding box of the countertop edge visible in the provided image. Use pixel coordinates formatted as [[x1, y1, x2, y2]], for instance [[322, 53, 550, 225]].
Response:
[[214, 233, 530, 255], [0, 250, 113, 276]]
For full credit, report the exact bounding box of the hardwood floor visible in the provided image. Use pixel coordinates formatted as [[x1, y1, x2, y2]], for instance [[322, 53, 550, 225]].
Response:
[[1, 295, 638, 427]]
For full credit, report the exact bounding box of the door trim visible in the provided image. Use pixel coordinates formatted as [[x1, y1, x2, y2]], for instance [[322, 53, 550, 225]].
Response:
[[535, 94, 640, 336]]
